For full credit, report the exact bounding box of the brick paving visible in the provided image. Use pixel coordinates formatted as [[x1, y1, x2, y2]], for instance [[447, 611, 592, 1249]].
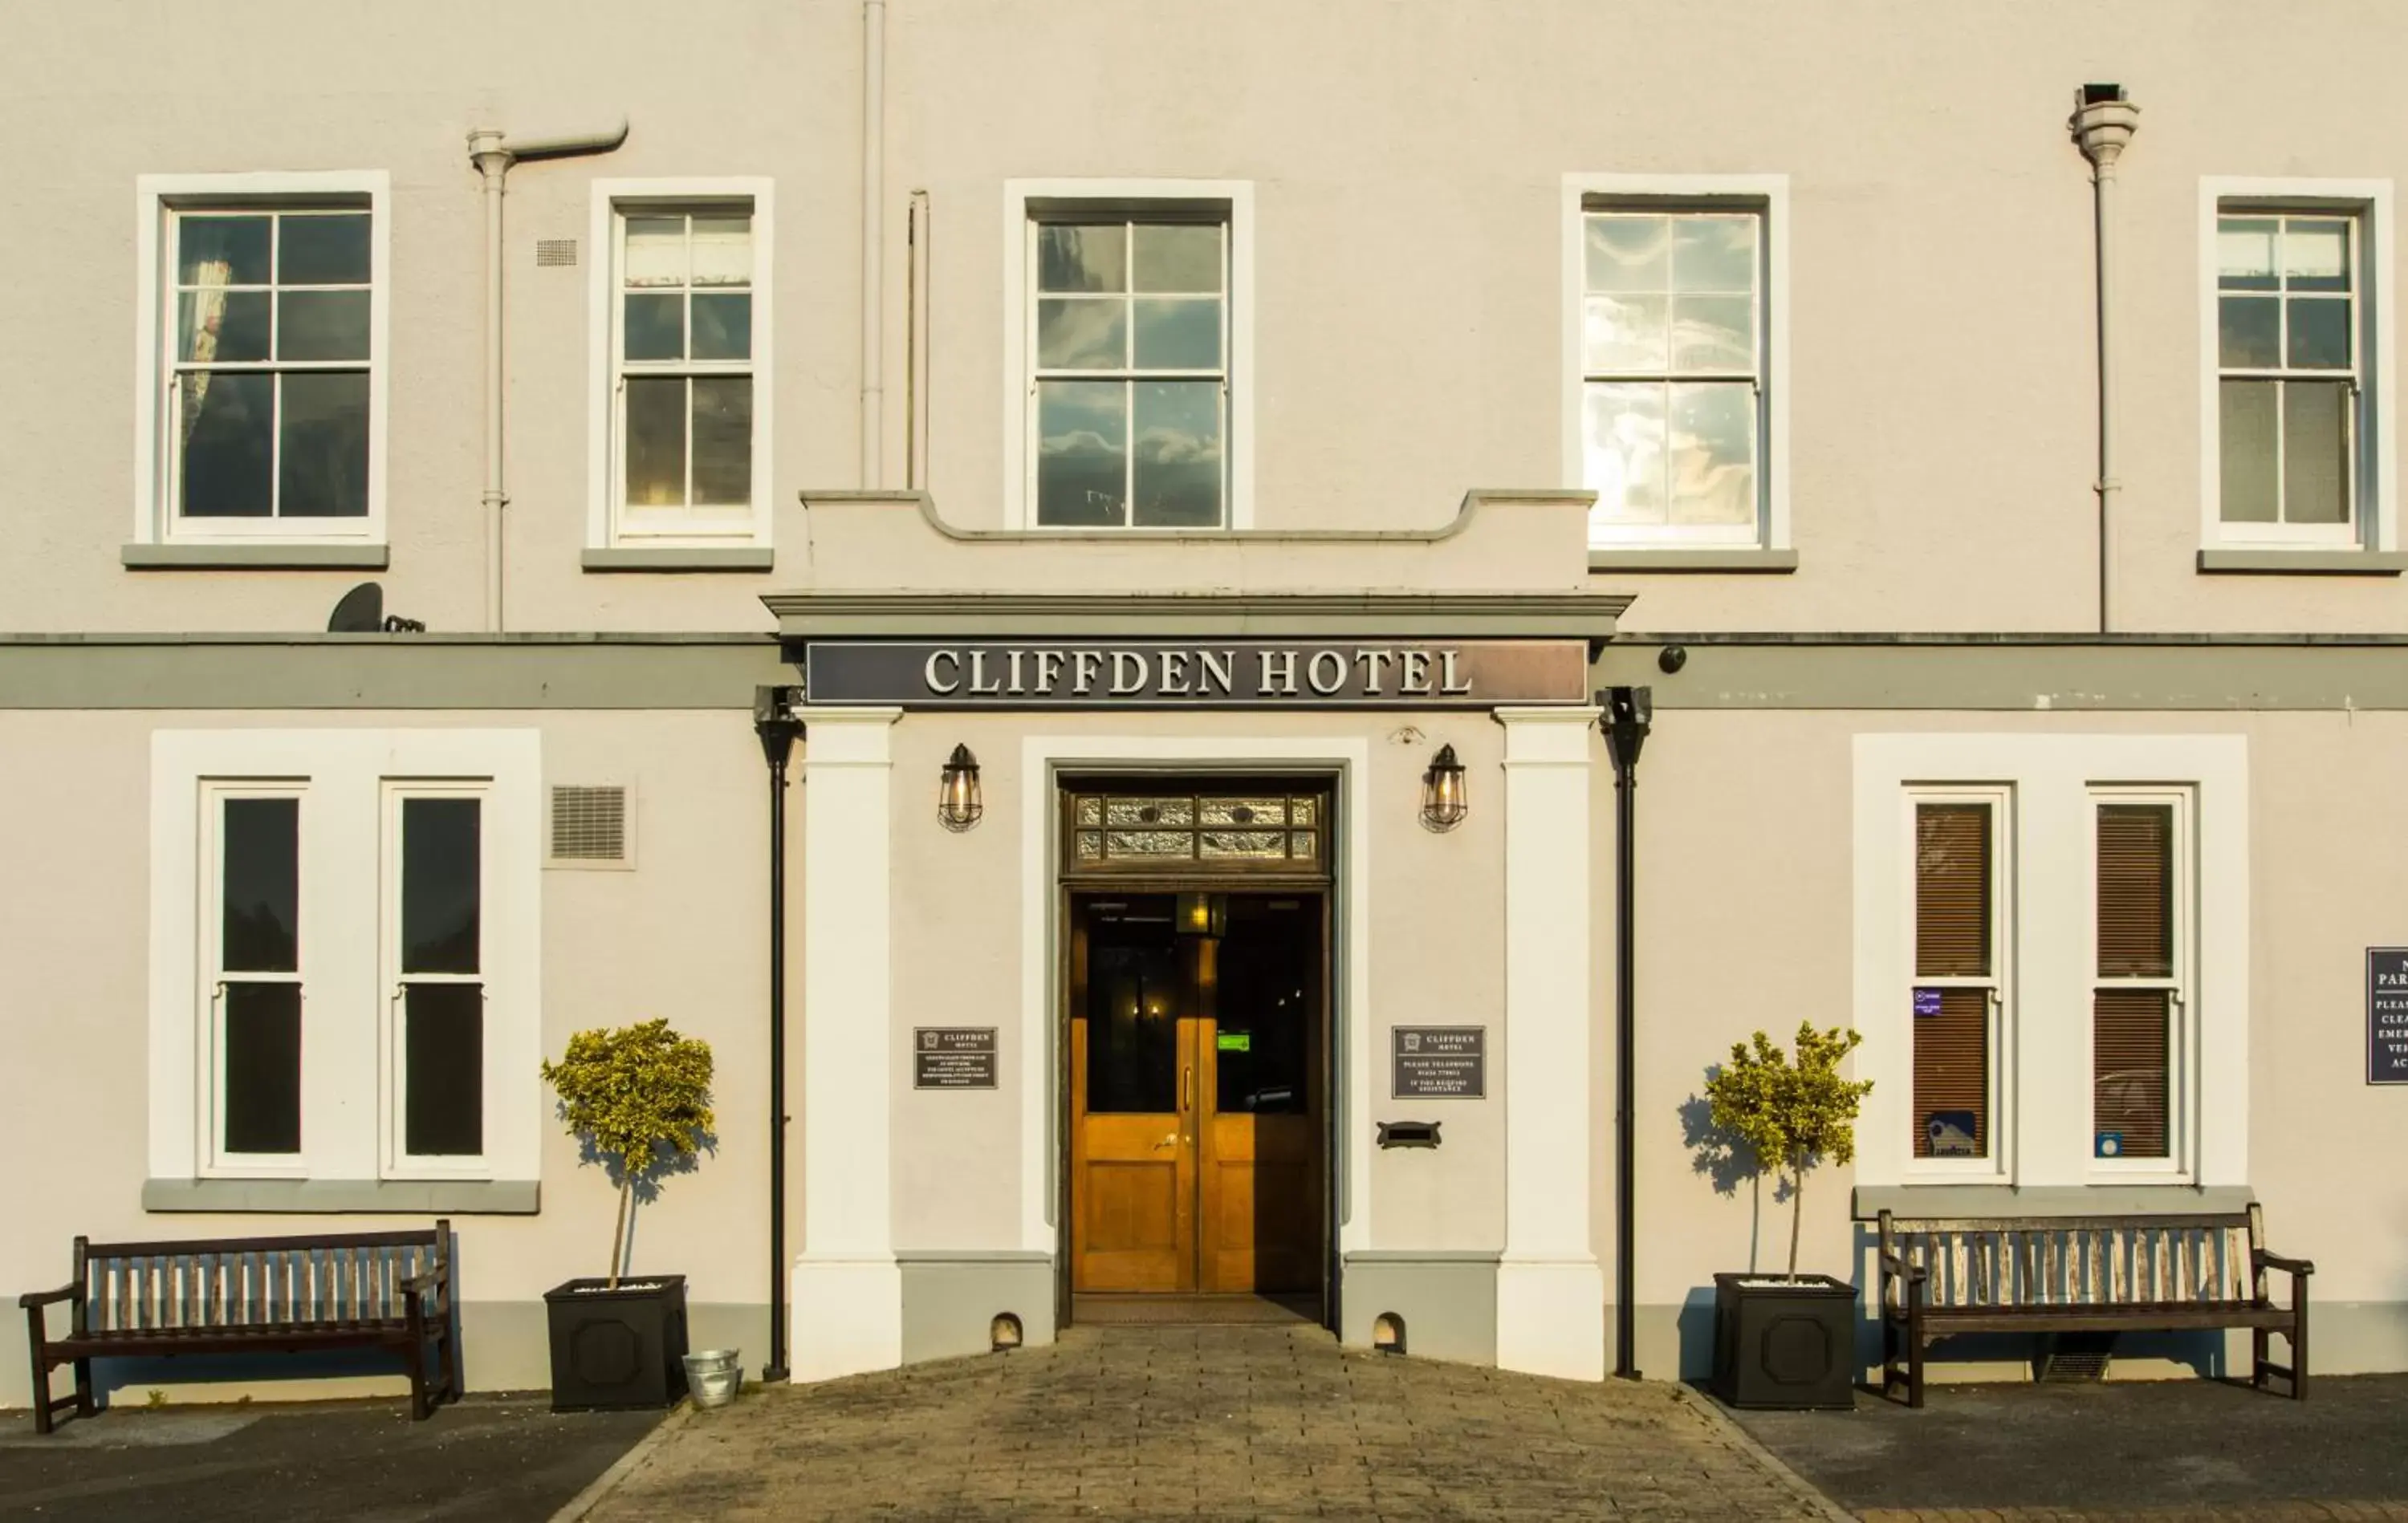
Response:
[[576, 1324, 1834, 1521]]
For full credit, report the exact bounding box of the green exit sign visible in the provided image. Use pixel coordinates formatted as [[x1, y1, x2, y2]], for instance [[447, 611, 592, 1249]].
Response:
[[1216, 1032, 1250, 1052]]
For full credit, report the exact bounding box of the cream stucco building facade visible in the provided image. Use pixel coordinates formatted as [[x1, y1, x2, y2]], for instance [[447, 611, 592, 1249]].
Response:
[[6, 0, 2408, 1410]]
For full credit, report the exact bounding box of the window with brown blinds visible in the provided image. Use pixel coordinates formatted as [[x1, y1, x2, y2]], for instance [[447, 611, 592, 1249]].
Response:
[[2094, 802, 2177, 1160], [1913, 802, 1992, 1160]]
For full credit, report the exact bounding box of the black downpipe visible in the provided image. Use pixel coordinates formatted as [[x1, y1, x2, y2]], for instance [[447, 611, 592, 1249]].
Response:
[[1601, 686, 1652, 1381], [753, 685, 804, 1384]]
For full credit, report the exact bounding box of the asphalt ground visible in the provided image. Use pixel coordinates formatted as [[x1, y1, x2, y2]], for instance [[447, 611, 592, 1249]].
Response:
[[1731, 1375, 2408, 1517], [0, 1394, 659, 1523]]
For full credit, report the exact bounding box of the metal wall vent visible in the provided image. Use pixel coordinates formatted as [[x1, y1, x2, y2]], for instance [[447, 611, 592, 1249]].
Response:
[[548, 785, 630, 867], [535, 238, 578, 268]]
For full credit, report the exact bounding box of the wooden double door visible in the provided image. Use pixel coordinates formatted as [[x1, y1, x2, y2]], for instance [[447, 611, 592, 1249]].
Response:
[[1069, 892, 1324, 1296]]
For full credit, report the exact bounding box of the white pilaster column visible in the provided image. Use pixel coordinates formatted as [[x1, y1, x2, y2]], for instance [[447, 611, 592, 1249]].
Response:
[[790, 706, 904, 1381], [1493, 705, 1607, 1381]]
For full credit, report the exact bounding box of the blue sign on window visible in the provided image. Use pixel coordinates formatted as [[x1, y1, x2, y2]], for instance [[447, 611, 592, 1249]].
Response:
[[2096, 1132, 2125, 1159], [1913, 988, 1944, 1017]]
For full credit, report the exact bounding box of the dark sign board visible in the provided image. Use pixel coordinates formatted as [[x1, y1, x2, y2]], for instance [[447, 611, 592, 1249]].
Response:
[[913, 1027, 998, 1090], [803, 640, 1588, 709], [2370, 950, 2408, 1084], [1391, 1025, 1486, 1099]]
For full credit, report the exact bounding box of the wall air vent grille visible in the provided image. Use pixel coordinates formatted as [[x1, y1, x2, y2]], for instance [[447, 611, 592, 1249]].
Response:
[[535, 238, 578, 268], [548, 785, 629, 867]]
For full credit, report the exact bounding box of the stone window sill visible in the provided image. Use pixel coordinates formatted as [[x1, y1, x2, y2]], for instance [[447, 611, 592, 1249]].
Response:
[[583, 546, 773, 573], [2197, 549, 2408, 575], [1588, 547, 1799, 574], [143, 1178, 539, 1214], [1853, 1184, 2252, 1220], [124, 543, 390, 571]]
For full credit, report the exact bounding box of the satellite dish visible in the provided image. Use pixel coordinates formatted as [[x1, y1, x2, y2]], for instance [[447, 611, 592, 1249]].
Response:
[[327, 582, 385, 633]]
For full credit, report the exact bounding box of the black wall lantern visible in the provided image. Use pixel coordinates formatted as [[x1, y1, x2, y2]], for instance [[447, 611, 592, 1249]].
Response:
[[938, 743, 982, 831], [1419, 743, 1467, 831]]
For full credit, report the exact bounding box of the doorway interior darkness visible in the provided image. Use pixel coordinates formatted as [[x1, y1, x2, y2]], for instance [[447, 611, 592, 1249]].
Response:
[[1056, 778, 1335, 1329]]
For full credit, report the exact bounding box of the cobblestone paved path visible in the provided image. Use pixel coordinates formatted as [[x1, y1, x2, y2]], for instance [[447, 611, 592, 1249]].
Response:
[[576, 1325, 1834, 1521]]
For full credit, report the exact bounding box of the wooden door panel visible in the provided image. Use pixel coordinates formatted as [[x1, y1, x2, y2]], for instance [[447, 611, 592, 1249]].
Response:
[[1204, 1114, 1318, 1293], [1071, 977, 1194, 1294]]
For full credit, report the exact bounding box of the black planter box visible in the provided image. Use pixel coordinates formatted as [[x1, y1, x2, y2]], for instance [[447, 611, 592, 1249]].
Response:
[[543, 1275, 689, 1412], [1711, 1272, 1857, 1410]]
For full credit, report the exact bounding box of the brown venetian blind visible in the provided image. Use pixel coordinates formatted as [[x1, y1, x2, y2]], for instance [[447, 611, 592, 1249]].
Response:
[[1912, 804, 1991, 1159], [2094, 803, 2175, 1160], [2097, 805, 2174, 977]]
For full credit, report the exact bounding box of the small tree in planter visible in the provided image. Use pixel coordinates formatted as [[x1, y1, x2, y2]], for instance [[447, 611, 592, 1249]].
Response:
[[539, 1019, 715, 1411], [1700, 1022, 1873, 1410]]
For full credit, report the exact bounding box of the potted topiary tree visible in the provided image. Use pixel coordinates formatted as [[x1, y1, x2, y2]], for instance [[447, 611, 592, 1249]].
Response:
[[1702, 1022, 1873, 1410], [540, 1018, 715, 1411]]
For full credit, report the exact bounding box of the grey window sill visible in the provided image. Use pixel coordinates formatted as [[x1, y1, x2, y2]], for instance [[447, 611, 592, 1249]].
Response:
[[144, 1178, 539, 1214], [124, 542, 390, 571], [1588, 547, 1799, 574], [583, 546, 773, 573], [1853, 1184, 2253, 1220], [2198, 548, 2408, 575]]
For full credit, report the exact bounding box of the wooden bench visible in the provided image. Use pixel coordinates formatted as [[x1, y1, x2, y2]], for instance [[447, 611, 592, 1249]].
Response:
[[18, 1222, 461, 1433], [1877, 1205, 2311, 1407]]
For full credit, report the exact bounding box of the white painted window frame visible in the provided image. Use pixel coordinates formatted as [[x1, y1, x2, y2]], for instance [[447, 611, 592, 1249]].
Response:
[[2085, 786, 2199, 1184], [1561, 173, 1790, 552], [133, 171, 392, 547], [2199, 177, 2397, 553], [1853, 734, 2247, 1194], [380, 779, 500, 1180], [1900, 785, 2015, 1184], [1001, 178, 1255, 531], [150, 729, 543, 1195], [587, 177, 775, 549], [199, 782, 312, 1179]]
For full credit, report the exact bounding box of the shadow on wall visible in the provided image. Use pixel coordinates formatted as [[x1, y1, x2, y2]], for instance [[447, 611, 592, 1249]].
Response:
[[570, 1127, 719, 1283], [1676, 1090, 1777, 1379]]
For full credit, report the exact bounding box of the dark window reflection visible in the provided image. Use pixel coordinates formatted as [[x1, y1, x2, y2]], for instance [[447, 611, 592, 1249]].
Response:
[[1085, 906, 1178, 1114], [405, 983, 484, 1156], [222, 797, 298, 972], [402, 798, 481, 974], [1214, 900, 1312, 1115], [223, 981, 302, 1154], [181, 372, 275, 517]]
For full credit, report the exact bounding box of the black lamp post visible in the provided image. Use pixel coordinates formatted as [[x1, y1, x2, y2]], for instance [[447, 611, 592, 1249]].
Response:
[[1601, 685, 1651, 1381], [751, 684, 803, 1384]]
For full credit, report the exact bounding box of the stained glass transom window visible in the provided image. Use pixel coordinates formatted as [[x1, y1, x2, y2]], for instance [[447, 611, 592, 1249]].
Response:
[[1064, 788, 1329, 874]]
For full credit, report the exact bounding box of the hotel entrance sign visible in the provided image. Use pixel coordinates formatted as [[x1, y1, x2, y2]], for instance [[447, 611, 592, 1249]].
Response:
[[803, 640, 1588, 708], [913, 1027, 999, 1089], [1392, 1026, 1486, 1099]]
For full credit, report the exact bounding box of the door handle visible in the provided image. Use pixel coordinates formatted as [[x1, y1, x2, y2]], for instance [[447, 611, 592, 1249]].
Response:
[[1154, 1133, 1178, 1150], [1183, 1063, 1194, 1112]]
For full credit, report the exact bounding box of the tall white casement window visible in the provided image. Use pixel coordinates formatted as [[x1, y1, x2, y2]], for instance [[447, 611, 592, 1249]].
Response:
[[2091, 792, 2194, 1173], [135, 174, 391, 549], [205, 788, 307, 1171], [388, 789, 488, 1169], [1907, 793, 2010, 1170]]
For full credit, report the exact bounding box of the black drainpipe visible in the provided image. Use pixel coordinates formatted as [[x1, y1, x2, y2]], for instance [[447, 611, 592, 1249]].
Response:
[[752, 684, 804, 1383], [1601, 685, 1653, 1381]]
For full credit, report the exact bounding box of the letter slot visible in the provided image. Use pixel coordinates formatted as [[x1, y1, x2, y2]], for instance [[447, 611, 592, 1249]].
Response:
[[1376, 1120, 1442, 1150]]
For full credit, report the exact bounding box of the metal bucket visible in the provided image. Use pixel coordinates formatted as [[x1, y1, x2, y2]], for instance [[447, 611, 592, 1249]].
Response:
[[681, 1349, 744, 1409]]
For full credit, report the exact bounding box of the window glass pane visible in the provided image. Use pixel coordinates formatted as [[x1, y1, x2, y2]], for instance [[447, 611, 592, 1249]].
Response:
[[1132, 381, 1223, 527], [1583, 214, 1667, 294], [690, 292, 751, 361], [401, 798, 481, 975], [178, 216, 271, 286], [2096, 804, 2173, 977], [692, 376, 752, 506], [178, 372, 275, 518], [1084, 928, 1178, 1114], [1037, 298, 1127, 370], [624, 217, 686, 287], [1914, 804, 1990, 977], [278, 213, 371, 286], [2284, 219, 2350, 293], [623, 293, 684, 361], [1913, 987, 1987, 1160], [179, 290, 270, 363], [1035, 379, 1127, 526], [1131, 223, 1222, 293], [223, 981, 302, 1155], [2219, 380, 2279, 523], [1671, 215, 1756, 294], [1583, 294, 1668, 373], [2094, 989, 2170, 1160], [1132, 298, 1222, 369], [2284, 380, 2350, 525], [689, 214, 751, 287], [2216, 217, 2278, 291], [2219, 296, 2280, 369], [279, 372, 371, 518], [1215, 900, 1311, 1115], [405, 983, 484, 1157], [222, 798, 298, 973], [1038, 223, 1126, 294], [277, 290, 371, 362], [624, 376, 687, 506], [1671, 294, 1754, 373], [2286, 298, 2351, 370], [1582, 382, 1666, 526], [1667, 382, 1756, 526]]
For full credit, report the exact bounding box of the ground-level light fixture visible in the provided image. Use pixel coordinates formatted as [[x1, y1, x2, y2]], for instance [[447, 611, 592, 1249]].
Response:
[[1420, 743, 1467, 831], [938, 743, 982, 831], [1176, 891, 1228, 938]]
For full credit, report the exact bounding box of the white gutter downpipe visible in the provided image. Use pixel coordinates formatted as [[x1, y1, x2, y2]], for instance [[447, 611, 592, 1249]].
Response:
[[467, 118, 629, 633], [2071, 84, 2138, 636], [861, 0, 887, 488]]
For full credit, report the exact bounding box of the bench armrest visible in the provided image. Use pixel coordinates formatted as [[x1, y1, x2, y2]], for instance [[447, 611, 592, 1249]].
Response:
[[2257, 1250, 2316, 1277], [17, 1284, 75, 1311], [1879, 1253, 1926, 1283]]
